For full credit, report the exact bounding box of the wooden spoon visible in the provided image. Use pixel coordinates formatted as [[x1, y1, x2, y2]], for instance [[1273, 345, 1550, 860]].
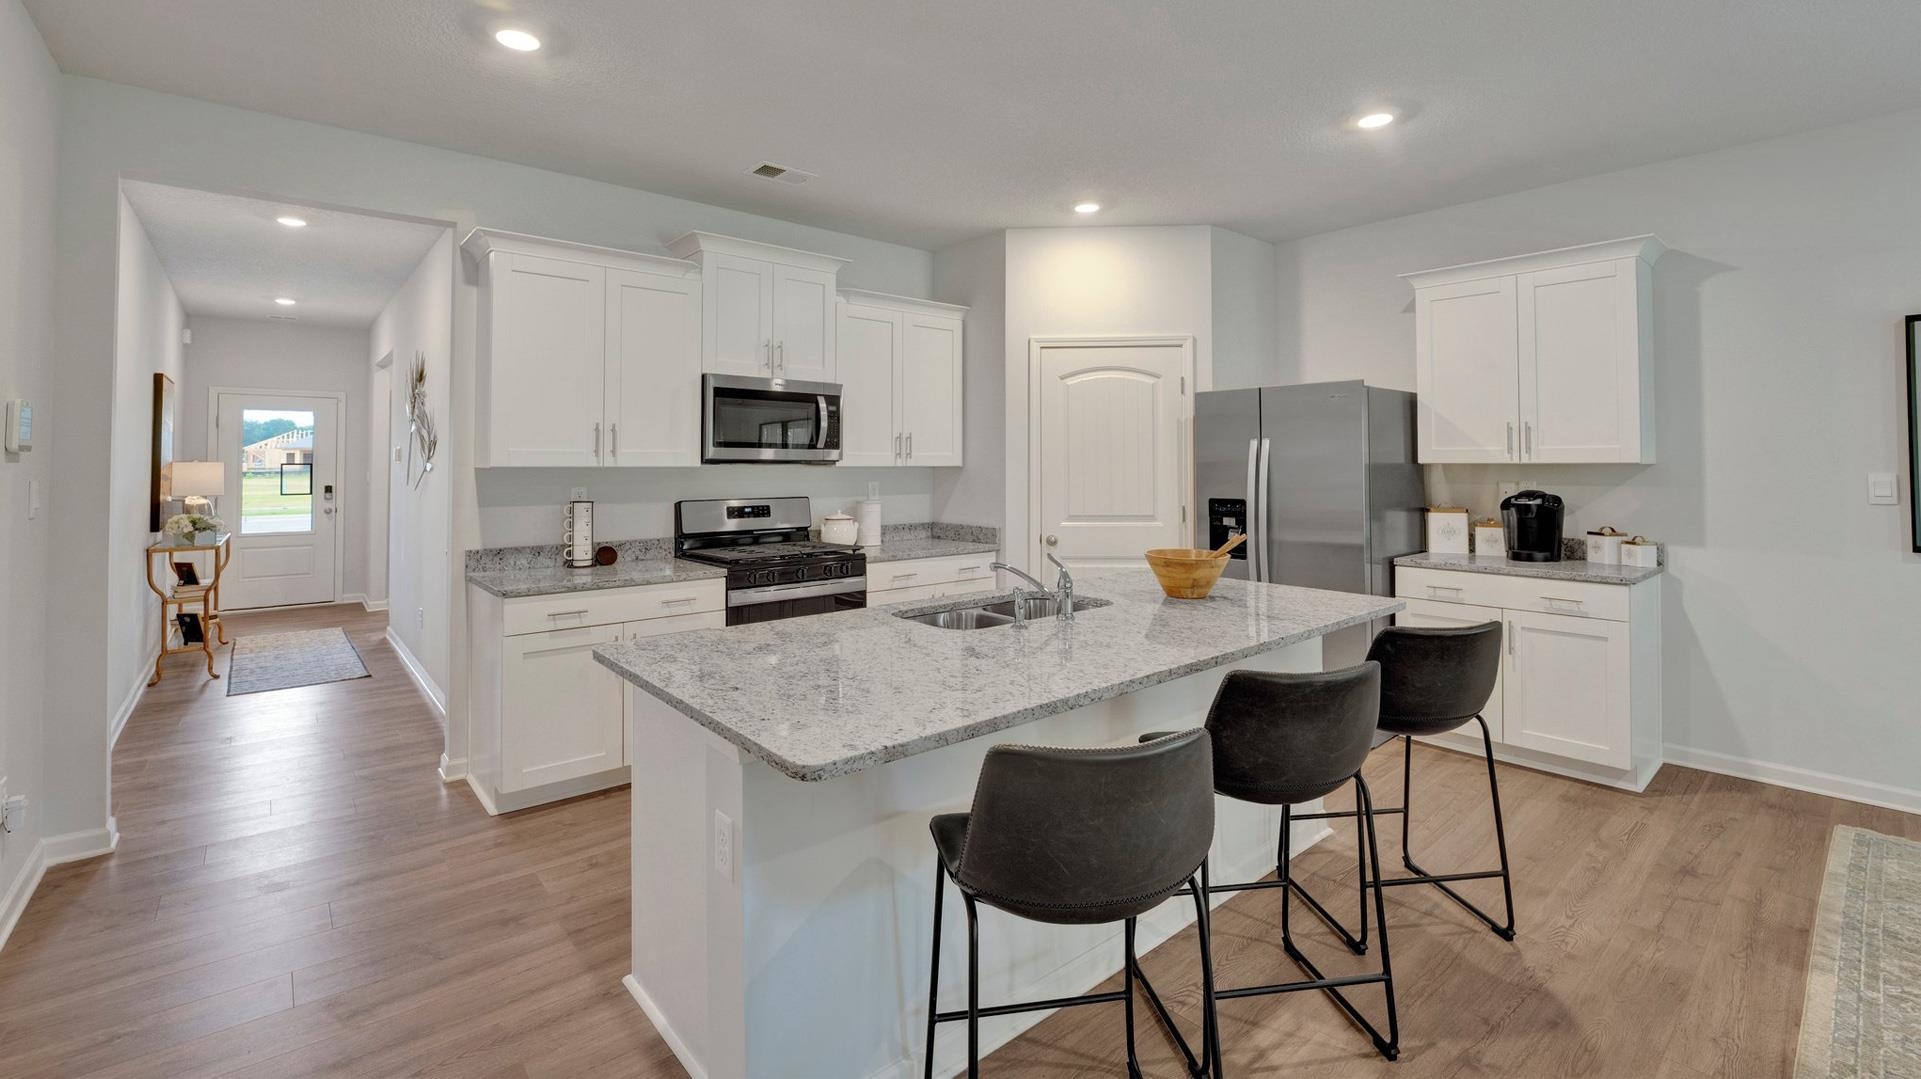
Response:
[[1212, 533, 1247, 558]]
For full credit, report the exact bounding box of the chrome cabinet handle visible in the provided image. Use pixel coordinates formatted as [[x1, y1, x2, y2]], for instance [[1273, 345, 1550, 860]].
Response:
[[611, 424, 619, 460], [1507, 422, 1515, 459], [1427, 584, 1463, 597], [659, 596, 695, 607], [1542, 595, 1585, 611], [894, 433, 902, 459], [548, 609, 589, 619], [593, 422, 601, 460], [764, 340, 773, 371], [1523, 421, 1533, 457], [905, 432, 913, 459], [1508, 620, 1516, 656], [776, 340, 785, 374]]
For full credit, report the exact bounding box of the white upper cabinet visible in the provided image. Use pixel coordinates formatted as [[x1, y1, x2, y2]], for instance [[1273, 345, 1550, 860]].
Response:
[[835, 290, 966, 468], [668, 232, 848, 383], [1405, 236, 1663, 465], [466, 229, 703, 468]]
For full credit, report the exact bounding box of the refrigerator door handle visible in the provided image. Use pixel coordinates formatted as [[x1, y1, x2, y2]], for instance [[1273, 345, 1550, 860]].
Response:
[[1257, 437, 1273, 582], [1244, 439, 1261, 580]]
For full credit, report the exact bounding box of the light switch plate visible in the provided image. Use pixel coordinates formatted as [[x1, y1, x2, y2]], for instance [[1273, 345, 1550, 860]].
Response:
[[1868, 472, 1899, 505]]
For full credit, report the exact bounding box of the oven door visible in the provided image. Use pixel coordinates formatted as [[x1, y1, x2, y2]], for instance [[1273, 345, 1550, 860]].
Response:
[[704, 374, 842, 463], [726, 578, 867, 625]]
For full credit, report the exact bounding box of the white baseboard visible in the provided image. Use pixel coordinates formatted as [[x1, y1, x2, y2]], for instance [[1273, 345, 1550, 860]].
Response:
[[110, 657, 157, 749], [438, 754, 468, 783], [42, 820, 118, 866], [0, 840, 48, 954], [625, 974, 708, 1079], [383, 627, 446, 717], [1664, 743, 1921, 816], [362, 597, 389, 612]]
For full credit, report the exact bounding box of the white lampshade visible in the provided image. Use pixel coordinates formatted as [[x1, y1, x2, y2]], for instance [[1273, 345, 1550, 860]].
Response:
[[170, 460, 226, 498]]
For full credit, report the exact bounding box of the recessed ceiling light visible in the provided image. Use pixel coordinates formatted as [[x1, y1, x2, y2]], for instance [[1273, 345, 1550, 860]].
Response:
[[276, 215, 308, 228], [494, 28, 542, 52], [1355, 111, 1396, 130], [1073, 202, 1101, 214], [274, 297, 297, 306]]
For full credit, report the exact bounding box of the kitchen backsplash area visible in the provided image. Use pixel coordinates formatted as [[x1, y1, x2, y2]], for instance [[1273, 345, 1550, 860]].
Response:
[[1426, 463, 1667, 563], [466, 521, 1000, 573]]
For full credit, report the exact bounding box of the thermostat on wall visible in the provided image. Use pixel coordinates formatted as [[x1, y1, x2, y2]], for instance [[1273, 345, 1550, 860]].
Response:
[[4, 400, 30, 453]]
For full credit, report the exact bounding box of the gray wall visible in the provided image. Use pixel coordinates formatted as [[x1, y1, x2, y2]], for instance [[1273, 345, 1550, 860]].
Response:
[[1272, 106, 1921, 804]]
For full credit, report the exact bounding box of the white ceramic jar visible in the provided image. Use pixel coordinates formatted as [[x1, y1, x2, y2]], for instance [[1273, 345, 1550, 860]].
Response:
[[1425, 507, 1470, 555], [1620, 536, 1660, 568], [1585, 526, 1626, 565], [1472, 518, 1505, 557], [821, 513, 859, 546]]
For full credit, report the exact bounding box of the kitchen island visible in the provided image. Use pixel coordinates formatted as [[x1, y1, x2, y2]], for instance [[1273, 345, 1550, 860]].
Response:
[[595, 570, 1400, 1079]]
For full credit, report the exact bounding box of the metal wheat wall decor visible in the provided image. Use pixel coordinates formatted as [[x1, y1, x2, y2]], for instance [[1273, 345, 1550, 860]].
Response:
[[406, 352, 439, 490]]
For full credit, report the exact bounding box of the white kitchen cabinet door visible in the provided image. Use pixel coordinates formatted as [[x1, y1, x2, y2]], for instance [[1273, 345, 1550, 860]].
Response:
[[486, 253, 607, 466], [837, 301, 902, 466], [1502, 609, 1631, 769], [771, 264, 837, 382], [705, 252, 775, 377], [605, 268, 702, 466], [1394, 597, 1506, 741], [899, 314, 964, 466], [1415, 276, 1520, 464], [500, 624, 625, 793], [1519, 259, 1650, 464]]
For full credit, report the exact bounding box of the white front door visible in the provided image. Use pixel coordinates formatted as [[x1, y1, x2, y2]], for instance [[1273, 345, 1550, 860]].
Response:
[[213, 391, 342, 609], [1035, 339, 1190, 569]]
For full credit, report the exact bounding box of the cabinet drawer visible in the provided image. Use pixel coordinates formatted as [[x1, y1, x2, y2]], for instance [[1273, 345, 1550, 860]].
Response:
[[868, 554, 995, 593], [504, 579, 725, 636], [1395, 566, 1630, 622]]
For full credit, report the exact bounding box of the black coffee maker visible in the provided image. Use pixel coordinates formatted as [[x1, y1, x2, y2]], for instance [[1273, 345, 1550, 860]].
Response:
[[1501, 490, 1565, 562]]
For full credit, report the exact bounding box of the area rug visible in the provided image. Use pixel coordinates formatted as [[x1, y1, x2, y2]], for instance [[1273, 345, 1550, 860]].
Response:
[[226, 628, 371, 695], [1795, 825, 1921, 1078]]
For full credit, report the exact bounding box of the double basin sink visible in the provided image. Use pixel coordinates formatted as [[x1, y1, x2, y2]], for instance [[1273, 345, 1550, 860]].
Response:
[[897, 595, 1104, 630]]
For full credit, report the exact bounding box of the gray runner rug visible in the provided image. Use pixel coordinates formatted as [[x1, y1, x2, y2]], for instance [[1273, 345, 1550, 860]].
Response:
[[226, 628, 372, 695], [1795, 825, 1921, 1078]]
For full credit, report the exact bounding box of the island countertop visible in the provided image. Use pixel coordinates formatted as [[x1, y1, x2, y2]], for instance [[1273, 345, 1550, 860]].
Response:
[[594, 570, 1400, 781]]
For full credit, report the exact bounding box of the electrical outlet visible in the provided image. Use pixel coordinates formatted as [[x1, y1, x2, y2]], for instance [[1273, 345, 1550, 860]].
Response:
[[26, 479, 41, 521], [1498, 479, 1522, 502], [713, 809, 733, 879], [571, 486, 587, 500]]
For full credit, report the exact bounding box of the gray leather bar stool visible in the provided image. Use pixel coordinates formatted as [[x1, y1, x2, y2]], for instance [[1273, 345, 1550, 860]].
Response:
[[1297, 623, 1512, 947], [1139, 662, 1399, 1065], [922, 729, 1223, 1079]]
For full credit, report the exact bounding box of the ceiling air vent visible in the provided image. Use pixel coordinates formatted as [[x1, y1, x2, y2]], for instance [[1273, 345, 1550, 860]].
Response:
[[747, 161, 817, 185]]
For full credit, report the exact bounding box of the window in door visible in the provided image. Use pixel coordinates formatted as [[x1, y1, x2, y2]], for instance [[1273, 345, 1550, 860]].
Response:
[[238, 407, 316, 534]]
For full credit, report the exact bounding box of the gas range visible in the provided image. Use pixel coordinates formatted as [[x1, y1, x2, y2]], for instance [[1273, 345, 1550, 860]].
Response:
[[676, 497, 866, 625]]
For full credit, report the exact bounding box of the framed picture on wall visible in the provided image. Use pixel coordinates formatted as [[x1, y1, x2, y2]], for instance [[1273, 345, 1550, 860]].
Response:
[[151, 372, 176, 532], [1907, 315, 1920, 553]]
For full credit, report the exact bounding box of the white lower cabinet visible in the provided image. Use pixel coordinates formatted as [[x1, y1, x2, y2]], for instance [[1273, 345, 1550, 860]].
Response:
[[468, 578, 725, 814], [1394, 566, 1661, 790]]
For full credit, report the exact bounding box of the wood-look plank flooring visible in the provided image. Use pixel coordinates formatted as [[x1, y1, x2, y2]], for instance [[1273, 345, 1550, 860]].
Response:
[[0, 603, 1912, 1077]]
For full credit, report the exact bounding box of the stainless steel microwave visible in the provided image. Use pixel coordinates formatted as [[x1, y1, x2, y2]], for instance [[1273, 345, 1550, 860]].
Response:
[[702, 374, 843, 464]]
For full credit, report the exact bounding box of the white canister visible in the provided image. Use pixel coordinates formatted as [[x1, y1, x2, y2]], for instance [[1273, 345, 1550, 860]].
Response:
[[1620, 536, 1660, 568], [1425, 507, 1470, 555], [1472, 518, 1505, 557], [821, 513, 859, 546], [856, 499, 884, 547], [1585, 526, 1626, 565]]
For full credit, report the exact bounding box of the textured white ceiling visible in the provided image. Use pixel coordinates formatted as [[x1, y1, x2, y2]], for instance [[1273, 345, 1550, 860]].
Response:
[[121, 181, 449, 327], [34, 1, 1921, 249]]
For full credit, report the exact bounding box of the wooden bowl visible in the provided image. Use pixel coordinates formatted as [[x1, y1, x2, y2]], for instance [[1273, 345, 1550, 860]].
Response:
[[1143, 547, 1230, 599]]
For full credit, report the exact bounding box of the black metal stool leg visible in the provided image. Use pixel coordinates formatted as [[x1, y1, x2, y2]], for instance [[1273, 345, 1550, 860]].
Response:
[[1383, 721, 1517, 941], [965, 894, 981, 1079], [1190, 872, 1225, 1079], [1355, 775, 1400, 1060], [923, 863, 945, 1079], [1279, 795, 1371, 956], [1123, 918, 1143, 1079]]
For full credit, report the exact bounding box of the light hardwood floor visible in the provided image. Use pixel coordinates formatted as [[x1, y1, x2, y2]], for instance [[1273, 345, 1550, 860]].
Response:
[[0, 603, 1912, 1077]]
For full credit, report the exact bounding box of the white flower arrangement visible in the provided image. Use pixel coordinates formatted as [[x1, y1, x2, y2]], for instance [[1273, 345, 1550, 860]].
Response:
[[162, 512, 224, 539]]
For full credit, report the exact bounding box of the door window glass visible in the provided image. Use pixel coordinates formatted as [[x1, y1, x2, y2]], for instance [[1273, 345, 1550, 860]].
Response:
[[239, 408, 315, 534]]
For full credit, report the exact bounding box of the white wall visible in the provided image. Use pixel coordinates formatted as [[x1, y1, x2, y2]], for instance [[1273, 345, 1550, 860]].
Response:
[[931, 232, 1006, 529], [372, 235, 454, 708], [48, 75, 941, 839], [1273, 107, 1921, 805], [0, 0, 60, 941], [176, 316, 374, 597], [1208, 226, 1281, 391], [107, 194, 184, 739]]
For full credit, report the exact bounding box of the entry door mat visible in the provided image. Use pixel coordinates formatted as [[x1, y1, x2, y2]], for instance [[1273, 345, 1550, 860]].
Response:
[[226, 628, 372, 696], [1795, 825, 1921, 1078]]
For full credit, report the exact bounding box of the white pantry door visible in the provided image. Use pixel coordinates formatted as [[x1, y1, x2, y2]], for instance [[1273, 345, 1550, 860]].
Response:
[[213, 391, 341, 608], [1034, 339, 1190, 569]]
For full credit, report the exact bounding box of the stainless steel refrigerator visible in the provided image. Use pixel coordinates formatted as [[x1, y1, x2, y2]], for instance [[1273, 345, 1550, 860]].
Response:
[[1193, 380, 1425, 666]]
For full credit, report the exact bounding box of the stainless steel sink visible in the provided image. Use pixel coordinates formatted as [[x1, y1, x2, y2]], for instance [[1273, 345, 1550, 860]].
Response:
[[896, 595, 1107, 629], [899, 607, 1018, 630]]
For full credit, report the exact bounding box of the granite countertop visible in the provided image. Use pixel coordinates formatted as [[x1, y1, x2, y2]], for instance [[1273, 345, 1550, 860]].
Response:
[[466, 559, 725, 598], [594, 570, 1401, 782], [1394, 551, 1663, 585], [861, 536, 1000, 563]]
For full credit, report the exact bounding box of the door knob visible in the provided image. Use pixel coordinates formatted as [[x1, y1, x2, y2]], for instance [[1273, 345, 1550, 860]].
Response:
[[1044, 534, 1059, 547]]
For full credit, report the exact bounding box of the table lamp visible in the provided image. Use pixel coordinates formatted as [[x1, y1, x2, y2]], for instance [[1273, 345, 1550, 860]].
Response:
[[171, 460, 226, 517]]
